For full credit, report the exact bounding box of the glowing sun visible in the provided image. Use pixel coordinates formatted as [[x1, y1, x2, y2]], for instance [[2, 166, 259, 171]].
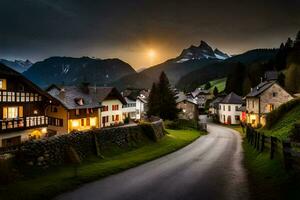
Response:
[[147, 49, 156, 59]]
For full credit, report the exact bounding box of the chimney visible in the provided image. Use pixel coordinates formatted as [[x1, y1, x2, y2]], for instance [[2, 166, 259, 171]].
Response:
[[250, 88, 253, 92], [260, 77, 263, 83], [59, 88, 65, 99]]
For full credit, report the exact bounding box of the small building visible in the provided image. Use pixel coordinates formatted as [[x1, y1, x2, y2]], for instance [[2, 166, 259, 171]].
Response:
[[218, 92, 243, 125], [176, 92, 199, 121], [122, 96, 137, 120], [46, 84, 126, 134], [188, 88, 213, 109], [121, 88, 149, 121], [209, 96, 224, 115], [0, 63, 53, 147], [245, 81, 294, 127]]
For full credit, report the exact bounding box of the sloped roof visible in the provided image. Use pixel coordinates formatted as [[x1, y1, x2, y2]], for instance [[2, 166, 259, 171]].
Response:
[[220, 92, 243, 104], [210, 97, 224, 107], [246, 81, 276, 97], [0, 63, 54, 100], [47, 86, 126, 110], [176, 92, 198, 105], [191, 88, 210, 98]]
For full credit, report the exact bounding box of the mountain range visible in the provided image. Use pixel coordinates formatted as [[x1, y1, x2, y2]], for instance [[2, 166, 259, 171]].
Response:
[[0, 59, 33, 73], [23, 57, 135, 88], [1, 40, 279, 92]]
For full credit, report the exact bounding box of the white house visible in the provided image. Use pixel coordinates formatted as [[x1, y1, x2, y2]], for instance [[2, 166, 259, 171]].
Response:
[[122, 97, 137, 120], [136, 96, 147, 120], [218, 92, 243, 125]]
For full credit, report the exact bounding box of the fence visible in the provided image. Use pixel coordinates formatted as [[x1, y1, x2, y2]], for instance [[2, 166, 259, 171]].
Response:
[[246, 126, 300, 171]]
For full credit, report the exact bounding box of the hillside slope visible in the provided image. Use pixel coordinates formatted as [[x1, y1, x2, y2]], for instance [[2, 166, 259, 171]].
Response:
[[177, 49, 278, 91], [262, 100, 300, 140]]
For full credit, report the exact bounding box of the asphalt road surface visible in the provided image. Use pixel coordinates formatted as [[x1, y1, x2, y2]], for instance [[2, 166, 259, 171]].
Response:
[[56, 123, 249, 200]]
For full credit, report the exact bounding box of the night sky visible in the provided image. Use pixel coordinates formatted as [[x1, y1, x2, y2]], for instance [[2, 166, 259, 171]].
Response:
[[1, 0, 300, 69]]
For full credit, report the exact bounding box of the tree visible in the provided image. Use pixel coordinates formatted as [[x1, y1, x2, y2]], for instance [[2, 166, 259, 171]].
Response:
[[277, 72, 285, 87], [204, 82, 211, 90], [213, 86, 218, 97], [147, 83, 159, 117], [147, 72, 179, 120], [225, 62, 247, 96]]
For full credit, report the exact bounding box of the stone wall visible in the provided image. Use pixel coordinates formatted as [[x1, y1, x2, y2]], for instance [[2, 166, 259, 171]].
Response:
[[16, 120, 164, 168]]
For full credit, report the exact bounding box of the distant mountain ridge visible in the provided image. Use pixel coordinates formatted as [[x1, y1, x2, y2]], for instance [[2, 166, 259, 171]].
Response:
[[112, 41, 229, 90], [0, 59, 33, 73], [23, 56, 136, 88], [175, 41, 230, 63]]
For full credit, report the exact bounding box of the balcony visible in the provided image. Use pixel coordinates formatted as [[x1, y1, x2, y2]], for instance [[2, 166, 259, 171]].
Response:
[[0, 116, 48, 132]]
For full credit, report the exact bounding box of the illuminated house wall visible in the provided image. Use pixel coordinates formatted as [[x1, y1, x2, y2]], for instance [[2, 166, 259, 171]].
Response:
[[0, 63, 52, 147], [101, 99, 123, 127]]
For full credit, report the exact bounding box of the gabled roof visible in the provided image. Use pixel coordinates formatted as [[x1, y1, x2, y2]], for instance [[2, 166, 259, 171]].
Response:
[[220, 92, 243, 104], [246, 81, 276, 97], [210, 97, 224, 107], [191, 88, 210, 98], [176, 92, 198, 105], [47, 85, 126, 110], [0, 63, 54, 100]]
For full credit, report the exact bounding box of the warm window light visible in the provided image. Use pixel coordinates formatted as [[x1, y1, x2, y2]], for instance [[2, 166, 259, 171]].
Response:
[[41, 128, 47, 134], [72, 120, 79, 128], [90, 117, 96, 126]]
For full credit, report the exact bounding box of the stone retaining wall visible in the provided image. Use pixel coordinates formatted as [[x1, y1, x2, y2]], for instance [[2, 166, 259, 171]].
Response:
[[15, 120, 164, 168]]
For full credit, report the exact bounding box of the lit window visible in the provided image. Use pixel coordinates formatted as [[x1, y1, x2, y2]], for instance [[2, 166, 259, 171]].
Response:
[[6, 107, 18, 119], [0, 79, 7, 90], [75, 109, 80, 115]]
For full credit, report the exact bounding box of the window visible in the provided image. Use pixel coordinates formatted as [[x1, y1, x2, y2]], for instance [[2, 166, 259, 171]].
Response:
[[102, 106, 109, 112], [228, 105, 231, 111], [223, 105, 225, 111], [30, 93, 34, 101], [272, 92, 278, 97], [81, 119, 84, 126], [235, 115, 240, 121], [116, 115, 119, 121], [235, 106, 238, 111], [26, 93, 30, 102], [112, 105, 119, 111], [5, 107, 19, 119], [0, 79, 7, 90], [21, 93, 25, 102], [112, 115, 115, 121], [75, 109, 80, 116]]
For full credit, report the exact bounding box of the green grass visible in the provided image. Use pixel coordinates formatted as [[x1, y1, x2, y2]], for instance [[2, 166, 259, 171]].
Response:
[[261, 104, 300, 140], [0, 129, 203, 200], [227, 125, 300, 200], [200, 77, 227, 92]]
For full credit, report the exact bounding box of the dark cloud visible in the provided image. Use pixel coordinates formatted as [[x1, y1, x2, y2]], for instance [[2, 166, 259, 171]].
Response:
[[0, 0, 300, 68]]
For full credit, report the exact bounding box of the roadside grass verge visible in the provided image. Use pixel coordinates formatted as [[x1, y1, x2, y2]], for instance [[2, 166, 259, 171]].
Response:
[[0, 128, 203, 200], [227, 125, 300, 200]]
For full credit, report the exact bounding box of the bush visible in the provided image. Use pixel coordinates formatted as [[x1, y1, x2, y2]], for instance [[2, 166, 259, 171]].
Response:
[[266, 98, 300, 129], [124, 117, 130, 124], [165, 119, 198, 130]]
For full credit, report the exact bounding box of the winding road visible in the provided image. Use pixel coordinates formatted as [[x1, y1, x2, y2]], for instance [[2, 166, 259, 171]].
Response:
[[56, 123, 249, 200]]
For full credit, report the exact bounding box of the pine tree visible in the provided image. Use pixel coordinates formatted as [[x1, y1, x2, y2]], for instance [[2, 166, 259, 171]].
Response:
[[213, 86, 218, 97], [204, 82, 211, 90], [147, 83, 159, 117], [157, 72, 179, 120]]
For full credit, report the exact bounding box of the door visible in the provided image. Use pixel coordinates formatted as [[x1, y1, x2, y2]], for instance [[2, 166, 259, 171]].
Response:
[[227, 116, 232, 125]]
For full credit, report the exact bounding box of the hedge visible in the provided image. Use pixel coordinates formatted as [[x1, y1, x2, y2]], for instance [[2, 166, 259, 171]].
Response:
[[266, 98, 300, 129]]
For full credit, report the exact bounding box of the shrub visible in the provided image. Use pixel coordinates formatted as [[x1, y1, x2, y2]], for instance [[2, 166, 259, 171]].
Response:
[[266, 98, 300, 129], [124, 117, 130, 124], [165, 119, 198, 130]]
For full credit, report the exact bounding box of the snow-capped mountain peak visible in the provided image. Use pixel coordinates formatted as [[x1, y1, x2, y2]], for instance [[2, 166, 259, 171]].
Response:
[[175, 41, 230, 63]]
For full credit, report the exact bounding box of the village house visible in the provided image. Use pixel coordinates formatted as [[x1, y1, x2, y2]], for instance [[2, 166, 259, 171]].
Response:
[[176, 92, 199, 121], [245, 80, 294, 127], [209, 96, 224, 116], [218, 92, 243, 125], [46, 84, 126, 134], [122, 88, 149, 121], [0, 63, 53, 147], [188, 88, 213, 109]]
